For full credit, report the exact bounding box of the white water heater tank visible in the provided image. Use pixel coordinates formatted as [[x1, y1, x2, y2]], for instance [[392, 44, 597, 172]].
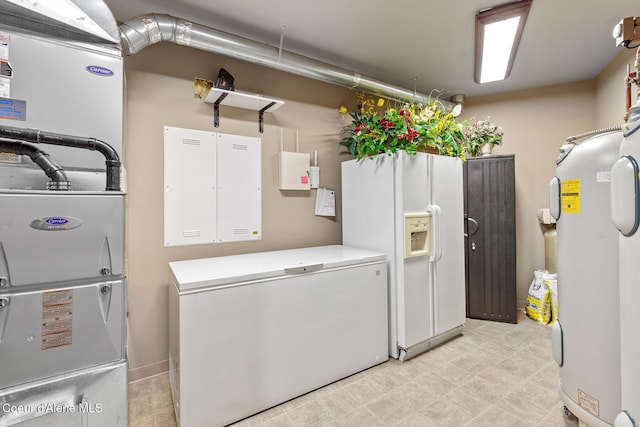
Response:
[[610, 117, 640, 427], [549, 130, 623, 426]]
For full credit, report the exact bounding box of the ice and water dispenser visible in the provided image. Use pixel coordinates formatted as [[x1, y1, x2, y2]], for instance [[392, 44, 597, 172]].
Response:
[[404, 213, 432, 258]]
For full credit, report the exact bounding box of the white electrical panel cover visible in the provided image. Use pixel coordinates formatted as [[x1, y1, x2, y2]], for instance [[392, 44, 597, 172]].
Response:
[[216, 133, 261, 242], [164, 127, 217, 247], [164, 127, 261, 247]]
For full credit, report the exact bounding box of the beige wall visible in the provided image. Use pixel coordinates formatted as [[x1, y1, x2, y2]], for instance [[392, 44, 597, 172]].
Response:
[[124, 41, 639, 381], [123, 43, 354, 380]]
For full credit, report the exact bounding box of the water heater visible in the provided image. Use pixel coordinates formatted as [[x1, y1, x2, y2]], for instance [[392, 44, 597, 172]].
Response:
[[549, 130, 623, 426]]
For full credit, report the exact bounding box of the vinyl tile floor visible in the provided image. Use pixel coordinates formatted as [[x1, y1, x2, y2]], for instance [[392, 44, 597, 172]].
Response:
[[128, 312, 579, 427]]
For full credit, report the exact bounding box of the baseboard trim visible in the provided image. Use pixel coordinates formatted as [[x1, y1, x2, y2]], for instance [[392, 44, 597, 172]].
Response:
[[128, 359, 169, 383]]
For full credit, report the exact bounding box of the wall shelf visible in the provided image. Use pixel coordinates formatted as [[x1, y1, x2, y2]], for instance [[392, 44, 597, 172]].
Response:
[[201, 87, 284, 133]]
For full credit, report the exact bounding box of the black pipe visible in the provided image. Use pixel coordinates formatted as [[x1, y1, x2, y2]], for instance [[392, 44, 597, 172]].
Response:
[[0, 125, 121, 191], [0, 138, 70, 190]]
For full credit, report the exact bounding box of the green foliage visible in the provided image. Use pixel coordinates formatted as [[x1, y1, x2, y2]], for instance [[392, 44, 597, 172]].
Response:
[[338, 93, 467, 161]]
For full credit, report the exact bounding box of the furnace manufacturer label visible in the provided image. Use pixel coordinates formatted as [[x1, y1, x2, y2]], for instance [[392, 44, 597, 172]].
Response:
[[30, 216, 82, 231], [41, 289, 73, 350], [578, 389, 599, 416], [561, 179, 580, 214]]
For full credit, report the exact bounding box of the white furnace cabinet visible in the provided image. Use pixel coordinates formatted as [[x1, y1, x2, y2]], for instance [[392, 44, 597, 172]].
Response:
[[168, 245, 388, 427]]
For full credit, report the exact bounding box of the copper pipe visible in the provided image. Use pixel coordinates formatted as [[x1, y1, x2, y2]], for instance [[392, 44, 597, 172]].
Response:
[[626, 64, 632, 123]]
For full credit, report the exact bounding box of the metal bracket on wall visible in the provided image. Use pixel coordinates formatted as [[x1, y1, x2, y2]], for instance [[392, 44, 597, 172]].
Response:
[[258, 102, 277, 133], [213, 92, 229, 128]]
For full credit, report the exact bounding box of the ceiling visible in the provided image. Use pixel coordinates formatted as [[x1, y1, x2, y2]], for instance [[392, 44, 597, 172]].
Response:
[[103, 0, 638, 100]]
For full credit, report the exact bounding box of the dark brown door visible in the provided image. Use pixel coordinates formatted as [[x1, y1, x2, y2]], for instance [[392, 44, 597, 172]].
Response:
[[464, 155, 516, 323]]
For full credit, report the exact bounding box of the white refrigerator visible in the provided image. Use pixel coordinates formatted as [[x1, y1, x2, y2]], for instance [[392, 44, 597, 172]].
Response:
[[342, 151, 466, 360]]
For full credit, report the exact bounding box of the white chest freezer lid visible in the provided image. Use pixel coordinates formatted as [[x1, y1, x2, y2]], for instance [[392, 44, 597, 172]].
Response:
[[169, 245, 386, 292]]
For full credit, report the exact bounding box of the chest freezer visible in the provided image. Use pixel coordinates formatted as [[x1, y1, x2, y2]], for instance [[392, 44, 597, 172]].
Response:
[[168, 245, 388, 427]]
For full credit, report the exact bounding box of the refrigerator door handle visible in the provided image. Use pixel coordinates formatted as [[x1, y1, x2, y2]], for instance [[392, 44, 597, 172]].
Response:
[[428, 205, 442, 262]]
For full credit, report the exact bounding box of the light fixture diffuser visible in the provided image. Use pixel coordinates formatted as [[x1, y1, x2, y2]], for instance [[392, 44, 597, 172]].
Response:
[[475, 0, 532, 84]]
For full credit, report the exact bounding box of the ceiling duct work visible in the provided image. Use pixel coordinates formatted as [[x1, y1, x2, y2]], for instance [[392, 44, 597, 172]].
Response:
[[118, 13, 457, 110]]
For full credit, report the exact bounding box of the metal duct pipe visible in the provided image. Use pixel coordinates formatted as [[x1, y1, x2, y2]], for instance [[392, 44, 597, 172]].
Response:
[[0, 125, 121, 191], [119, 13, 456, 109], [0, 138, 70, 191]]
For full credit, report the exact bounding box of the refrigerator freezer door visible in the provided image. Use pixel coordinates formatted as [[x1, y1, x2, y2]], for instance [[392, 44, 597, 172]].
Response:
[[342, 156, 398, 356], [430, 155, 466, 336]]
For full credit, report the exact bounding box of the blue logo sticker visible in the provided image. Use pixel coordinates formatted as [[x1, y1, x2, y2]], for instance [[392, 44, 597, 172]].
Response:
[[86, 65, 114, 77], [45, 217, 69, 225], [30, 217, 82, 231]]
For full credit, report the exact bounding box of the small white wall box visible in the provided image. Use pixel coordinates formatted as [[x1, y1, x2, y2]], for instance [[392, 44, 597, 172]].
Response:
[[164, 126, 261, 247], [279, 151, 310, 190]]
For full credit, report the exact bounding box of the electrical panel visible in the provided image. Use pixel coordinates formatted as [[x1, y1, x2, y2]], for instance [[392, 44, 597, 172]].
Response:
[[163, 126, 261, 247]]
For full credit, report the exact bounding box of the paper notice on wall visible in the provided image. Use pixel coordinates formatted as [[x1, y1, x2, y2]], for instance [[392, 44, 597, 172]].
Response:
[[315, 188, 335, 217]]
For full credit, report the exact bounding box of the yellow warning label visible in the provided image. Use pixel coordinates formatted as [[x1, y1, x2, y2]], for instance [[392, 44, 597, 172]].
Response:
[[561, 179, 580, 214]]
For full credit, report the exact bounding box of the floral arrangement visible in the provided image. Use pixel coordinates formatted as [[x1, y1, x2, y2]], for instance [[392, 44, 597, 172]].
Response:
[[338, 92, 466, 160], [462, 117, 503, 157]]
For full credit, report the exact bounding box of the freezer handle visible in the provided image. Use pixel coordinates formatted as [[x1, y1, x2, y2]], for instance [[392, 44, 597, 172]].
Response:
[[428, 205, 442, 262], [284, 263, 324, 274]]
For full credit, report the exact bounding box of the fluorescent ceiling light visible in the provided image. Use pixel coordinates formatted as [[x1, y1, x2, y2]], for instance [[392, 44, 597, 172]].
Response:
[[475, 0, 532, 84]]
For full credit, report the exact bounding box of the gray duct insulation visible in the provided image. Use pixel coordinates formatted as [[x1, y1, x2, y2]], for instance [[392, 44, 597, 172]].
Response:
[[0, 138, 69, 190], [118, 13, 456, 109], [0, 125, 121, 191]]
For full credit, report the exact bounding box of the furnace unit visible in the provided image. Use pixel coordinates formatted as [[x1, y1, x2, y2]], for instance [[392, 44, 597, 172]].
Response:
[[0, 3, 128, 425]]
